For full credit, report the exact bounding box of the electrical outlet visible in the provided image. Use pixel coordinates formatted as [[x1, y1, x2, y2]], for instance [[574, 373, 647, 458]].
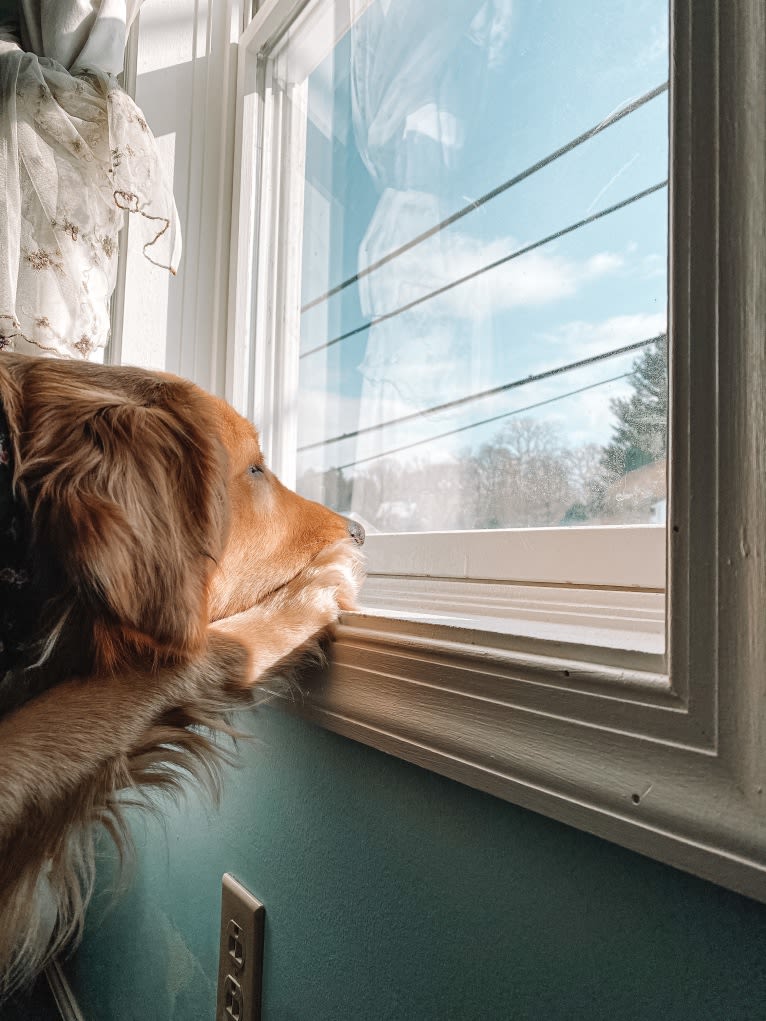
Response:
[[216, 875, 264, 1021]]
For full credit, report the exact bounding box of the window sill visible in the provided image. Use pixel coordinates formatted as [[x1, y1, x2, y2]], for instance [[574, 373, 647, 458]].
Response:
[[270, 595, 766, 905], [360, 576, 665, 658]]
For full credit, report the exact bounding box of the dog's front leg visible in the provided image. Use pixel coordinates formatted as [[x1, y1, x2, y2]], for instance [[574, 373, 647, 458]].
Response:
[[0, 633, 248, 844], [211, 540, 362, 687]]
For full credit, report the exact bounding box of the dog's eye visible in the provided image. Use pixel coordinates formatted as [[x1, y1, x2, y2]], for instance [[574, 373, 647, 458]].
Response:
[[248, 464, 264, 477]]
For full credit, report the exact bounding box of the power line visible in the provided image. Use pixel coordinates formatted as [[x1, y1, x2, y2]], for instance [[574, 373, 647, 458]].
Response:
[[300, 81, 669, 314], [330, 372, 631, 471], [300, 180, 667, 360], [298, 332, 666, 453]]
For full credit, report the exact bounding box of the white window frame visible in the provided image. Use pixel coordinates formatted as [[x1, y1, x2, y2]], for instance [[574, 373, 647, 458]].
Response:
[[228, 0, 667, 618], [224, 0, 766, 903]]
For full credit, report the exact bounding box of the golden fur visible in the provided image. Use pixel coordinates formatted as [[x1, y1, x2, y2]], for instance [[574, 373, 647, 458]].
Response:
[[0, 353, 363, 996]]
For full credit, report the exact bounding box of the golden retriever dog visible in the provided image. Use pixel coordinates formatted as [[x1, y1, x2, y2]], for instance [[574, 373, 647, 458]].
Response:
[[0, 352, 364, 996]]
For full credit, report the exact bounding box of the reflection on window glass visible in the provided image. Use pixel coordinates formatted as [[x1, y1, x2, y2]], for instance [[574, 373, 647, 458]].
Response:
[[285, 0, 668, 533]]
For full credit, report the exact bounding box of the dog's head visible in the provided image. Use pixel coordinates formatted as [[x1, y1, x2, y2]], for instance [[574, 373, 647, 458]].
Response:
[[205, 395, 363, 621], [1, 355, 363, 677]]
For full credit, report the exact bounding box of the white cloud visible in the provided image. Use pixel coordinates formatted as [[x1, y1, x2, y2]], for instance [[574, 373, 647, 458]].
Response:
[[639, 253, 666, 279], [357, 225, 625, 324], [536, 310, 667, 360], [507, 311, 668, 447], [297, 274, 668, 470], [636, 18, 669, 68]]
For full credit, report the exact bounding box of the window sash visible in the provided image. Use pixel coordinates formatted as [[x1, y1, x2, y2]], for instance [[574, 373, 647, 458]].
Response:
[[233, 0, 668, 595]]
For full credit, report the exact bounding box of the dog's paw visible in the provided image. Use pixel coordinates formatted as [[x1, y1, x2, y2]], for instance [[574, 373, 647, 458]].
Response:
[[301, 540, 364, 614], [211, 540, 365, 687], [264, 539, 364, 626]]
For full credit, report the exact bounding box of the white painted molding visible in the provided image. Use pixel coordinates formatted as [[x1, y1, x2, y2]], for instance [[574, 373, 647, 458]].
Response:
[[114, 0, 243, 395], [360, 576, 665, 653], [240, 0, 309, 54], [364, 524, 666, 590]]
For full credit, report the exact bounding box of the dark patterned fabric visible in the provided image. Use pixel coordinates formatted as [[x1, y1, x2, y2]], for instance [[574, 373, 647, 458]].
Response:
[[0, 397, 34, 678]]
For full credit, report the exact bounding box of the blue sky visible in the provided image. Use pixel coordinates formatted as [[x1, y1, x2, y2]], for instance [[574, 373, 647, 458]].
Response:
[[294, 0, 668, 475]]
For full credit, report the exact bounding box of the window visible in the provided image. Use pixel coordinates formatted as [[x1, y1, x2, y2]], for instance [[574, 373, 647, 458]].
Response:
[[232, 0, 671, 642], [295, 4, 668, 536], [227, 0, 766, 902]]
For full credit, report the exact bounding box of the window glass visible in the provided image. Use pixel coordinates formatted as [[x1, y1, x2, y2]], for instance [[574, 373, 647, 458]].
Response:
[[276, 0, 668, 534]]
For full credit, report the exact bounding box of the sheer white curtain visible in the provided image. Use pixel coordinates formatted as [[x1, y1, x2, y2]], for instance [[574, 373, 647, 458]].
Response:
[[347, 0, 512, 495], [0, 0, 180, 360]]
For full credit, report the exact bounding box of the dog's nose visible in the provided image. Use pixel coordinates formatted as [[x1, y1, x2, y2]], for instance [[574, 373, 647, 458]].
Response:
[[346, 518, 365, 546]]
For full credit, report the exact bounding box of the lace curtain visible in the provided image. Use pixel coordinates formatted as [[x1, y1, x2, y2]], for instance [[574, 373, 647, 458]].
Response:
[[0, 0, 180, 360]]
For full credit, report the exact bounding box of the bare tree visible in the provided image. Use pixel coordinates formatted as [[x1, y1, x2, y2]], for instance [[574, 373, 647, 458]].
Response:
[[300, 418, 613, 532]]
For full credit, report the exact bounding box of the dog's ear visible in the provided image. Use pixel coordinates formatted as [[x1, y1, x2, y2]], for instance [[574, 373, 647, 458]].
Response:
[[16, 363, 229, 666]]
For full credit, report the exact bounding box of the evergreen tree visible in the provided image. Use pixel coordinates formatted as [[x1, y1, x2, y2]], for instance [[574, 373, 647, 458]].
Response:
[[600, 334, 668, 481]]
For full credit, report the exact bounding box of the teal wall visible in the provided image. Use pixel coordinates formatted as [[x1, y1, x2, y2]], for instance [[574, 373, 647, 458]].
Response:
[[68, 707, 766, 1021]]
